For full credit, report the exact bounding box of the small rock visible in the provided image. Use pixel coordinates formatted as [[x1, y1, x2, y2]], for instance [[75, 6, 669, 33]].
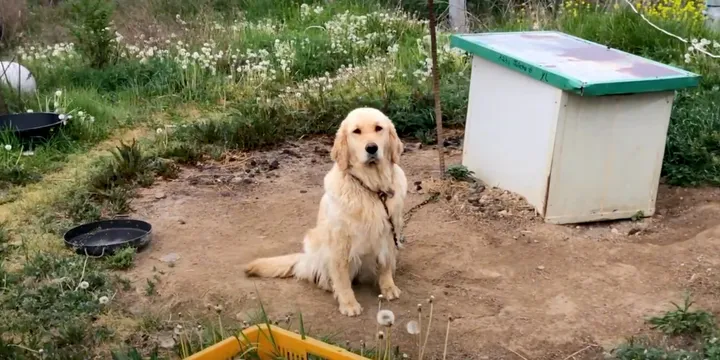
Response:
[[282, 149, 301, 158], [157, 334, 175, 349], [250, 159, 257, 167], [314, 146, 330, 156], [160, 253, 180, 264], [628, 228, 641, 235], [268, 159, 280, 170], [610, 228, 620, 235], [467, 197, 480, 205], [154, 192, 166, 200], [178, 219, 186, 225], [537, 265, 545, 270], [50, 277, 68, 285], [498, 210, 509, 216], [403, 144, 414, 153], [300, 190, 307, 194], [230, 176, 245, 184], [22, 276, 36, 287], [242, 178, 253, 185]]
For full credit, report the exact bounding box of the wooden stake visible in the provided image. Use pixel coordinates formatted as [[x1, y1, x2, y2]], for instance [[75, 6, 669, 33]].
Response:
[[428, 0, 446, 178], [0, 90, 7, 116]]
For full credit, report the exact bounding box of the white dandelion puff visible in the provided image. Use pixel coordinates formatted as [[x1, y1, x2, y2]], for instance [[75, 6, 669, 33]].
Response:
[[376, 309, 395, 326], [4, 144, 11, 151], [99, 296, 109, 304], [406, 320, 420, 334], [79, 281, 89, 289]]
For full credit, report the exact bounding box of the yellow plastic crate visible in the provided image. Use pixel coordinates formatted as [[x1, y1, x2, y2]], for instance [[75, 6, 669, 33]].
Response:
[[185, 324, 369, 360]]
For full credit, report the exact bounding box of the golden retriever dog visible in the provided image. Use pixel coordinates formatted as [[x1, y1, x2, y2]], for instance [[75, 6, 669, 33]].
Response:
[[244, 107, 408, 316]]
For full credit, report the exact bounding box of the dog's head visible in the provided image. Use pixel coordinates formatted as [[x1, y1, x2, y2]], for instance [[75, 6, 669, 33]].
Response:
[[331, 107, 403, 171]]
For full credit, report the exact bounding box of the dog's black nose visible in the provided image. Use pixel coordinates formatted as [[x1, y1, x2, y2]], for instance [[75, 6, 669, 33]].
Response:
[[365, 143, 378, 154]]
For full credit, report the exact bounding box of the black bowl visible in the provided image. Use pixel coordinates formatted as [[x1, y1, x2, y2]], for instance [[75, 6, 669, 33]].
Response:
[[64, 219, 153, 257], [0, 112, 64, 139]]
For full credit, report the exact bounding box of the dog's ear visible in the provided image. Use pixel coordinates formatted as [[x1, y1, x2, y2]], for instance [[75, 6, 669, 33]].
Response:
[[331, 123, 349, 170], [388, 123, 403, 164]]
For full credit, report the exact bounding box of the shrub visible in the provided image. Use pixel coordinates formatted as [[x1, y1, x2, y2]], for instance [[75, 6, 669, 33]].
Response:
[[66, 0, 118, 69]]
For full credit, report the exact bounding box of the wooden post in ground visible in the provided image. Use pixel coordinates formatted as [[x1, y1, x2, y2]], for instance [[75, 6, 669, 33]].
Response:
[[0, 91, 7, 115], [428, 0, 446, 179]]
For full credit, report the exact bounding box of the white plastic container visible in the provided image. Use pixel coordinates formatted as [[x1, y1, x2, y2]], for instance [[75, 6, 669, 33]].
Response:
[[0, 61, 37, 94], [451, 31, 700, 224]]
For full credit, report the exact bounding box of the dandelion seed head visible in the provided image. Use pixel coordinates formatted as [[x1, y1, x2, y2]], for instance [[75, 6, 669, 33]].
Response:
[[376, 309, 395, 326], [99, 296, 109, 304], [79, 281, 89, 289], [406, 320, 420, 334]]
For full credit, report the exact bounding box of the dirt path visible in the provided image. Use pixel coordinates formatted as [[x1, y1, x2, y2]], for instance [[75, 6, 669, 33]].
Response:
[[127, 138, 720, 359]]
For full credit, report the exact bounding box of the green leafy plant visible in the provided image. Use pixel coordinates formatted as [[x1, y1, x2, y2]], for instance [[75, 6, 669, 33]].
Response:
[[446, 164, 474, 182], [66, 0, 118, 68], [144, 278, 157, 296], [648, 295, 717, 337], [106, 246, 136, 270]]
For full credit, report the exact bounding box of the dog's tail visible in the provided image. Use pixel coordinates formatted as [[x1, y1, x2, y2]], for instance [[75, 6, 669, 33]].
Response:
[[244, 253, 302, 278]]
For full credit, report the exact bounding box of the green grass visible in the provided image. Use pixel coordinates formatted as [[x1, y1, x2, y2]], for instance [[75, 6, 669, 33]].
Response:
[[0, 253, 122, 359], [611, 295, 720, 359]]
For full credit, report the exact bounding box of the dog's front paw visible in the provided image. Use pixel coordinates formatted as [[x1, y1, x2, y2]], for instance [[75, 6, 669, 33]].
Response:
[[338, 300, 363, 317], [381, 285, 402, 300]]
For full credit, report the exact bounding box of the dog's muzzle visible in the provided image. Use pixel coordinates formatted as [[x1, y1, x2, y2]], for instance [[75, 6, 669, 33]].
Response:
[[365, 143, 379, 164]]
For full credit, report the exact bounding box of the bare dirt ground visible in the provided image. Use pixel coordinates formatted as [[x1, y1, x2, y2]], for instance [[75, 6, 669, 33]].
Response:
[[125, 136, 720, 360]]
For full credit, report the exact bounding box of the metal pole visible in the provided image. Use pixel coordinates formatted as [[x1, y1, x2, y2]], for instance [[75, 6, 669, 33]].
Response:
[[449, 0, 468, 32], [707, 0, 720, 31]]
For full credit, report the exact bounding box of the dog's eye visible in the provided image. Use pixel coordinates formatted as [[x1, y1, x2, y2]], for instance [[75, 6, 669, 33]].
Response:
[[375, 126, 383, 132], [353, 128, 361, 134]]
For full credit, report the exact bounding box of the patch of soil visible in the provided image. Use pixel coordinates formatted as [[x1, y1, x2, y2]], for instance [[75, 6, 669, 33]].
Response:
[[124, 137, 720, 359]]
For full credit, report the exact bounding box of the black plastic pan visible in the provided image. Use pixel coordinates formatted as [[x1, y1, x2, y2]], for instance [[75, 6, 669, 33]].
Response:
[[63, 218, 153, 256], [0, 112, 64, 139]]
